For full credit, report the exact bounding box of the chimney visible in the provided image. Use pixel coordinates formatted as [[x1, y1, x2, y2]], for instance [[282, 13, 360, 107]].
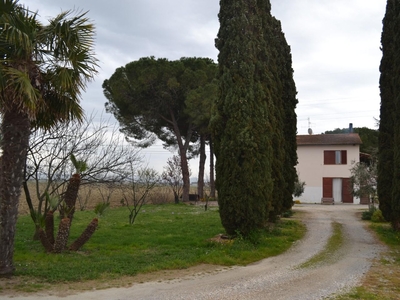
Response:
[[349, 123, 353, 133]]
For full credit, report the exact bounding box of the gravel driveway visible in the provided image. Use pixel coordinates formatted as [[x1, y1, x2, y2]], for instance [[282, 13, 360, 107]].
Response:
[[7, 204, 384, 300]]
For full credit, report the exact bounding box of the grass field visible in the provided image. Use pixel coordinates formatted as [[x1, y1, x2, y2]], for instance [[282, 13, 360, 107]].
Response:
[[9, 203, 305, 291], [5, 201, 400, 298]]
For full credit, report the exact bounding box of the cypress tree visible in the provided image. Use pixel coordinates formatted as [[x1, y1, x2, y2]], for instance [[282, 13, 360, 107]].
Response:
[[260, 12, 298, 220], [388, 0, 400, 230], [276, 20, 298, 214], [213, 0, 298, 234], [378, 0, 398, 227], [261, 10, 285, 221], [213, 0, 274, 236]]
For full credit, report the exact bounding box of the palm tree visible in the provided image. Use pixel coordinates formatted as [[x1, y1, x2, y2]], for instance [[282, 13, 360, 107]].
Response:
[[0, 0, 97, 276]]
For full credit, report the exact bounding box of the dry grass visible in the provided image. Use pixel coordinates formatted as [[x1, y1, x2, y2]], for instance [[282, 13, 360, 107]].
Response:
[[18, 181, 204, 215]]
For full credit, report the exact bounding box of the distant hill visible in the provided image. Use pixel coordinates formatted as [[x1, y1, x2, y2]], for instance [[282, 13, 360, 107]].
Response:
[[324, 127, 378, 155]]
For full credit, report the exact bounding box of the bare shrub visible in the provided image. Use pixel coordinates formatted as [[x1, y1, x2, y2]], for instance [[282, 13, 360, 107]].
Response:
[[118, 166, 160, 224], [23, 114, 142, 236]]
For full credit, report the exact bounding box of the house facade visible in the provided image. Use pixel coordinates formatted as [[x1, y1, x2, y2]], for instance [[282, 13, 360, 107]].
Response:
[[295, 133, 362, 204]]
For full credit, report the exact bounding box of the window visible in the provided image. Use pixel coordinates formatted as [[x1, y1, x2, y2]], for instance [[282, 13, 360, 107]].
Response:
[[324, 150, 347, 165], [335, 151, 341, 164]]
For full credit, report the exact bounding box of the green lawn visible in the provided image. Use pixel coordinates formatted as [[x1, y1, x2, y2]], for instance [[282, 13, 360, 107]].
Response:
[[13, 204, 305, 283]]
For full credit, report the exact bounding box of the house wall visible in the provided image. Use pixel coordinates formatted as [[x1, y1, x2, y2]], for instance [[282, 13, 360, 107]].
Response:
[[295, 144, 360, 204]]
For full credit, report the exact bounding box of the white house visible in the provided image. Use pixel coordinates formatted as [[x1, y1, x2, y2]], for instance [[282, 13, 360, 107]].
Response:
[[295, 133, 362, 204]]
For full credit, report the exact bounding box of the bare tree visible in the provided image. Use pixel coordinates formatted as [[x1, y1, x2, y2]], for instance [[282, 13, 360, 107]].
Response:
[[23, 113, 141, 238], [162, 156, 185, 204], [119, 166, 159, 225]]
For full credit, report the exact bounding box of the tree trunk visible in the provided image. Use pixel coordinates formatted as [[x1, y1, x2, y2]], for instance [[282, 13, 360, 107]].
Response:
[[0, 108, 31, 277], [62, 173, 81, 222], [393, 220, 400, 232], [209, 138, 216, 198], [38, 229, 54, 253], [22, 179, 41, 240], [173, 191, 179, 204], [53, 218, 71, 253], [180, 151, 190, 202], [168, 108, 192, 202], [45, 211, 55, 245], [69, 218, 98, 251], [197, 135, 206, 199]]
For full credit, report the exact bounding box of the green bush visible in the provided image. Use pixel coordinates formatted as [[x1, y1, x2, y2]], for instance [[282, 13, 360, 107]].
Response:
[[94, 202, 110, 217], [282, 210, 294, 218], [371, 209, 386, 223], [362, 206, 377, 220], [293, 178, 305, 197]]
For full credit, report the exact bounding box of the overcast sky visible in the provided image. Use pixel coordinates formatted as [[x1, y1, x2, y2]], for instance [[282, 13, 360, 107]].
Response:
[[22, 0, 386, 174]]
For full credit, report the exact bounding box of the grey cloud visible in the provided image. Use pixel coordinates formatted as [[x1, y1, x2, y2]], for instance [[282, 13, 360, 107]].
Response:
[[20, 0, 388, 170]]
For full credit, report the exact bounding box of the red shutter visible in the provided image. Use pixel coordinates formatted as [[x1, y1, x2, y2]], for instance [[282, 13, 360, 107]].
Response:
[[342, 178, 353, 203], [323, 177, 333, 198], [324, 151, 335, 165], [341, 150, 347, 165]]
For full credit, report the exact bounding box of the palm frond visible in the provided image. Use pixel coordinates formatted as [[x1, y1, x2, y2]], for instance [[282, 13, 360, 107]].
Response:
[[0, 1, 97, 129], [70, 153, 87, 174], [2, 67, 41, 111], [40, 10, 98, 78], [32, 90, 83, 128], [0, 0, 41, 60]]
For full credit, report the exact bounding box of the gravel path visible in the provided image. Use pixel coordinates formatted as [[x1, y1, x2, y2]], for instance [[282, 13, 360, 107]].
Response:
[[7, 204, 384, 300]]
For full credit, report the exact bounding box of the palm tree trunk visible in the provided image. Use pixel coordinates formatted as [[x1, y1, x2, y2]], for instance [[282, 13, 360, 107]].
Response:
[[53, 218, 71, 253], [0, 108, 31, 277], [45, 211, 55, 245], [38, 228, 54, 253], [63, 173, 81, 221], [68, 218, 98, 251]]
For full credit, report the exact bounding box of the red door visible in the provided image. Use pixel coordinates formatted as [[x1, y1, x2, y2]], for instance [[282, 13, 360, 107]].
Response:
[[342, 178, 353, 203], [323, 178, 333, 198]]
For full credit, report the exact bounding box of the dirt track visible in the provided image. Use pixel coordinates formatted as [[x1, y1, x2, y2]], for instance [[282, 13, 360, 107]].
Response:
[[4, 204, 384, 300]]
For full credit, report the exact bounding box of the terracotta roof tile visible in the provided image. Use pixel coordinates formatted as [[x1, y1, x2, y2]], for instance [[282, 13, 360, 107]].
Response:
[[297, 133, 362, 146]]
